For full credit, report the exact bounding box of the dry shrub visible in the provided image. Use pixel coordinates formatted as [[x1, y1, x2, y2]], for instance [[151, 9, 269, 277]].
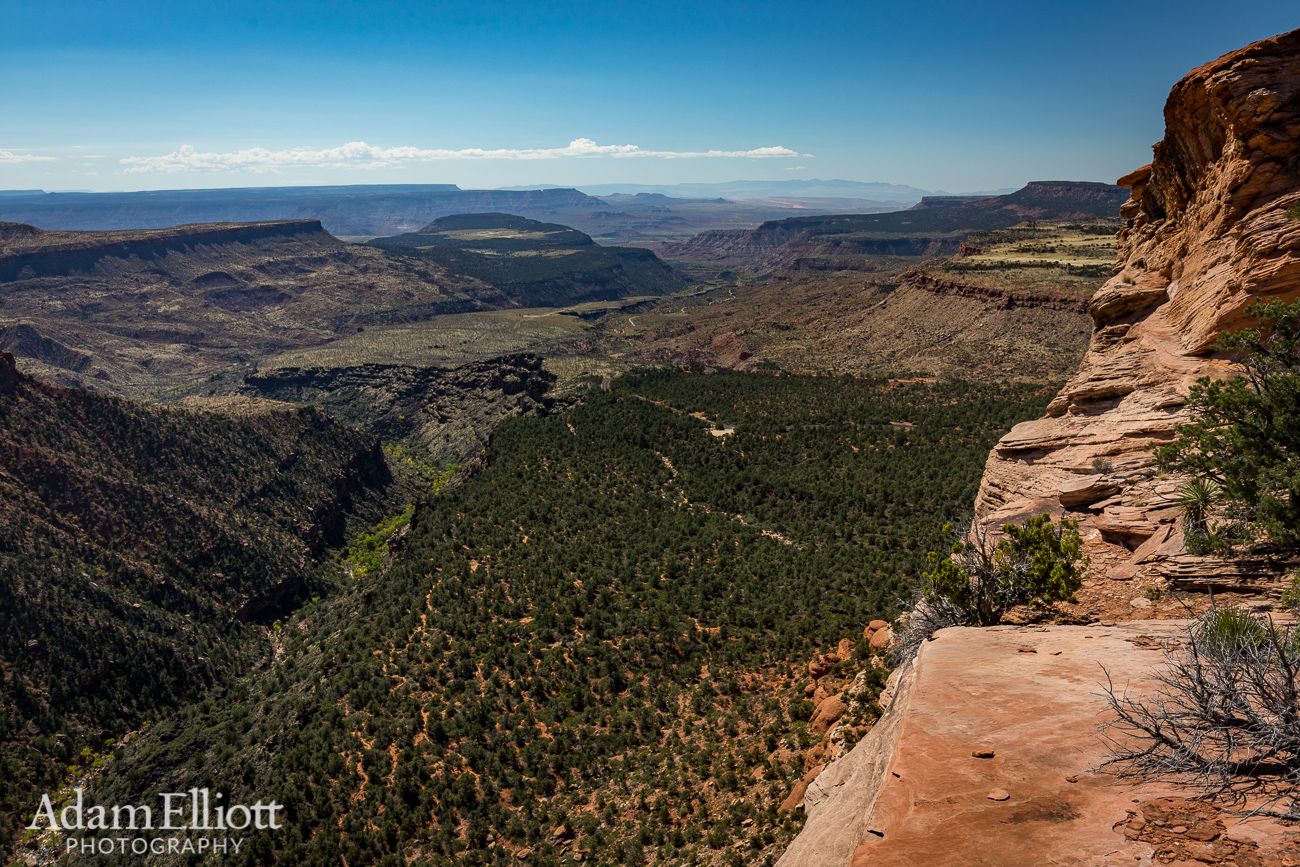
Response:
[[1099, 608, 1300, 820]]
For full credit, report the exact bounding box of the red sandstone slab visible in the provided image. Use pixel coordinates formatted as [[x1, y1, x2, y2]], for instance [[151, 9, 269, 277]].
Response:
[[858, 624, 1186, 867], [872, 623, 1300, 866], [782, 622, 1297, 867]]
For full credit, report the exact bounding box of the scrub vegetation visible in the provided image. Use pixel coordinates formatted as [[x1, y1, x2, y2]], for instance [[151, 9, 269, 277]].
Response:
[[82, 369, 1054, 867]]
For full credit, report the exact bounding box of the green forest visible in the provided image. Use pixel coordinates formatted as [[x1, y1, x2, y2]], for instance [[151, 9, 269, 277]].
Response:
[[0, 378, 406, 852], [74, 368, 1054, 867]]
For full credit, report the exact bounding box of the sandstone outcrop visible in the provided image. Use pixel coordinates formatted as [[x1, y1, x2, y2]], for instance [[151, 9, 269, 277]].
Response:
[[0, 350, 26, 394], [778, 623, 1300, 867], [777, 28, 1300, 867], [973, 28, 1300, 596], [809, 694, 847, 735]]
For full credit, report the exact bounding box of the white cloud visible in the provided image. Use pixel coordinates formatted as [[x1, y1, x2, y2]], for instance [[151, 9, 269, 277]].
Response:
[[0, 150, 56, 163], [784, 165, 807, 171], [120, 139, 804, 173]]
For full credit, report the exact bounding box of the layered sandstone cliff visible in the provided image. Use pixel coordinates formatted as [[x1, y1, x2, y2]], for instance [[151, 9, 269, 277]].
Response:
[[974, 28, 1300, 593], [777, 28, 1300, 867]]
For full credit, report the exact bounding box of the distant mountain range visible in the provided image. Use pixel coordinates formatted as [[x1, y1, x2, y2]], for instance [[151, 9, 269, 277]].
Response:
[[501, 179, 1020, 202], [0, 185, 585, 237], [0, 180, 1025, 243]]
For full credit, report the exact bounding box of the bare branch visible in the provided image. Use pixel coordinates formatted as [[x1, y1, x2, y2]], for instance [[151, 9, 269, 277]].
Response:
[[1097, 610, 1300, 820]]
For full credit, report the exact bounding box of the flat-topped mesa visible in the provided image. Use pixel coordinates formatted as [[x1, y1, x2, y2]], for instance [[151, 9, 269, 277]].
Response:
[[972, 28, 1300, 592], [0, 219, 329, 281]]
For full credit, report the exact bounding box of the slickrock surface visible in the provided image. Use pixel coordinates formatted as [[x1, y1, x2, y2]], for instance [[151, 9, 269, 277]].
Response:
[[973, 28, 1300, 599], [780, 623, 1299, 867]]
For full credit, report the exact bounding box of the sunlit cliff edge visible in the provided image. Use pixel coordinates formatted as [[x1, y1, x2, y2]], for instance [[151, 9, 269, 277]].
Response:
[[778, 27, 1300, 867]]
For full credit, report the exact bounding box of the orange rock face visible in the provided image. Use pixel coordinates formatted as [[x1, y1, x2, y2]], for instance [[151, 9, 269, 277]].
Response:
[[780, 623, 1300, 867], [809, 694, 847, 735], [974, 28, 1300, 596]]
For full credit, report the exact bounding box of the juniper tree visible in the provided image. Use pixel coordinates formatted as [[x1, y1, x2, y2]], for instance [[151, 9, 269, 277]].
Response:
[[1154, 298, 1300, 546]]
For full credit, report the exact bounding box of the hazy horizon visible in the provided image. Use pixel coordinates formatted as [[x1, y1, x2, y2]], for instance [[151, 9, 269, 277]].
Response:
[[0, 177, 1018, 201]]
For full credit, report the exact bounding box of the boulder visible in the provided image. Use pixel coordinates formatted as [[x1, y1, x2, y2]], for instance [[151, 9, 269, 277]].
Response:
[[1116, 164, 1153, 188], [779, 765, 826, 813], [869, 627, 892, 652], [1094, 507, 1160, 542], [1106, 562, 1141, 582], [810, 695, 847, 735], [1130, 524, 1173, 563], [1155, 529, 1186, 558], [1057, 475, 1121, 507], [778, 781, 808, 813]]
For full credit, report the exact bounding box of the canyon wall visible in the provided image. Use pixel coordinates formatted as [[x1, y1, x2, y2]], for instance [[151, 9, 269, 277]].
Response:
[[778, 27, 1300, 867], [973, 27, 1300, 591]]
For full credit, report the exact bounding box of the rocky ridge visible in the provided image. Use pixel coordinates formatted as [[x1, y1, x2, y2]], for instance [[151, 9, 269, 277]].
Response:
[[653, 182, 1127, 275], [776, 27, 1300, 867], [241, 353, 558, 469], [973, 27, 1300, 597]]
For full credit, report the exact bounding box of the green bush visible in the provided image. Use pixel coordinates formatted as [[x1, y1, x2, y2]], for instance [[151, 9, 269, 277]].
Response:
[[919, 515, 1087, 629], [786, 700, 815, 722], [1192, 607, 1269, 658], [1278, 570, 1300, 612], [1155, 298, 1300, 546]]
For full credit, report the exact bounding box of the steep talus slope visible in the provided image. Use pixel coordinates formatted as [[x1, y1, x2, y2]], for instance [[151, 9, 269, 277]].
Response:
[[974, 27, 1300, 592], [0, 351, 403, 846]]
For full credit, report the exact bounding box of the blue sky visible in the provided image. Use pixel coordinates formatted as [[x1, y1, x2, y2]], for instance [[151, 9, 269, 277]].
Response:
[[1, 1, 1295, 193]]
